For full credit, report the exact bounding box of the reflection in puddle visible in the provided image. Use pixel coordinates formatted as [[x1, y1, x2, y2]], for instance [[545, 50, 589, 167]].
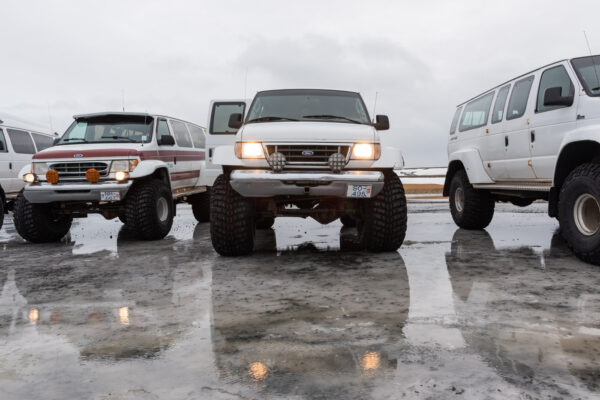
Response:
[[118, 306, 130, 326], [28, 308, 39, 324], [248, 361, 268, 382]]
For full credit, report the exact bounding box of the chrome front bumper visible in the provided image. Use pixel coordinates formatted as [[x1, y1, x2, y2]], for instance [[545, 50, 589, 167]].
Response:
[[229, 170, 385, 198], [23, 181, 133, 204]]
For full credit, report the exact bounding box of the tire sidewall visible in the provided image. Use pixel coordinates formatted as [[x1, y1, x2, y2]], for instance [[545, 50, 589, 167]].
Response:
[[153, 184, 174, 233], [449, 172, 466, 222], [559, 174, 600, 253]]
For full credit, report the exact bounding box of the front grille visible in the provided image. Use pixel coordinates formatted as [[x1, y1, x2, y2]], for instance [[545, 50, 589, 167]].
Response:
[[49, 162, 110, 179], [266, 144, 350, 166]]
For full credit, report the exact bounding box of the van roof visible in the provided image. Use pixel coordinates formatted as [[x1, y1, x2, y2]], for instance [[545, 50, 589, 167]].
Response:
[[73, 111, 204, 129], [0, 113, 53, 135], [456, 57, 584, 107], [255, 89, 361, 96]]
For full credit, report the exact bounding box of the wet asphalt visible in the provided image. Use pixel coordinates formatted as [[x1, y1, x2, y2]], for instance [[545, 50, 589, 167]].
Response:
[[1, 201, 599, 400]]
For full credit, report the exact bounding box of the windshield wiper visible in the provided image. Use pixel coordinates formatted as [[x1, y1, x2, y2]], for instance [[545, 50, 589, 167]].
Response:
[[302, 114, 362, 124], [100, 136, 137, 142], [61, 138, 88, 142], [247, 116, 299, 123]]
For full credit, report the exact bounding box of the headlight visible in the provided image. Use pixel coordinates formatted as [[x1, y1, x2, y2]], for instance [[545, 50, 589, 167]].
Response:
[[235, 142, 265, 159], [110, 159, 138, 172], [32, 162, 49, 175], [351, 143, 381, 160]]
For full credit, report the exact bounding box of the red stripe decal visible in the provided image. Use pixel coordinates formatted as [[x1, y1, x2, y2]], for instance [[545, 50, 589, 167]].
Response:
[[33, 148, 205, 161], [171, 170, 201, 181]]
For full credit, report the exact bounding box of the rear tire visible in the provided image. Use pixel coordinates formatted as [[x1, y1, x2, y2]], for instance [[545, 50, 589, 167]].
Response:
[[449, 169, 494, 229], [255, 216, 275, 229], [210, 174, 255, 256], [359, 171, 407, 252], [191, 190, 210, 222], [124, 180, 174, 240], [0, 200, 4, 231], [13, 193, 72, 243], [558, 163, 600, 265], [340, 215, 356, 227]]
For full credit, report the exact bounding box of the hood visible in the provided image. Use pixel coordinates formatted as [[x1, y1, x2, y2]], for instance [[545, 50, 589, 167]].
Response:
[[33, 143, 143, 160], [239, 121, 377, 143]]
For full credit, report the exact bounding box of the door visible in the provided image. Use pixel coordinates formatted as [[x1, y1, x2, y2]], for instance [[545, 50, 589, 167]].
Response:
[[204, 100, 247, 184], [503, 75, 537, 180], [5, 128, 37, 194], [529, 64, 578, 180], [483, 85, 511, 180], [155, 118, 178, 187], [0, 128, 11, 193], [169, 119, 200, 189]]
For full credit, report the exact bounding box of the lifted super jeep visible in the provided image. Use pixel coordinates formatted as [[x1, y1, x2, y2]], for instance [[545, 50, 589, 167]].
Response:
[[208, 89, 407, 256]]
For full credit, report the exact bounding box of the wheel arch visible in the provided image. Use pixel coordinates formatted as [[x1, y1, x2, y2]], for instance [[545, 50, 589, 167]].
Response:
[[443, 160, 465, 196], [554, 140, 600, 188]]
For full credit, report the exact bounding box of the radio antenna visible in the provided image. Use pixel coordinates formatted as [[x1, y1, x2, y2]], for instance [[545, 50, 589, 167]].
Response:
[[372, 91, 379, 122], [583, 31, 600, 90], [122, 89, 125, 112], [244, 66, 249, 100]]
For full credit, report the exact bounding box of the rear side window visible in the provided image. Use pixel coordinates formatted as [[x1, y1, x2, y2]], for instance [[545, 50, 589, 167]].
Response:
[[506, 76, 534, 120], [491, 85, 510, 123], [0, 129, 7, 152], [536, 65, 574, 113], [459, 92, 494, 132], [449, 106, 462, 134], [188, 125, 205, 148], [170, 120, 193, 148], [31, 133, 53, 151], [210, 102, 245, 134], [7, 129, 36, 154]]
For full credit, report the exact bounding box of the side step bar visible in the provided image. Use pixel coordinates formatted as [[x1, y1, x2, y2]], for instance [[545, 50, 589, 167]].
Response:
[[473, 182, 551, 192]]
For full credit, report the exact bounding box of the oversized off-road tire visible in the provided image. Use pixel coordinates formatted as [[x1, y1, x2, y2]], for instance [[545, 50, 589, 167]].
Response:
[[340, 215, 356, 227], [449, 169, 495, 229], [359, 171, 407, 252], [124, 180, 174, 240], [0, 199, 4, 231], [210, 174, 255, 256], [118, 210, 127, 224], [255, 216, 275, 229], [191, 190, 210, 222], [13, 192, 72, 243], [558, 163, 600, 265]]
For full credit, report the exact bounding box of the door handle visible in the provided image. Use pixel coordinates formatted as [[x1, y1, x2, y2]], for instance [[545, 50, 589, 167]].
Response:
[[174, 156, 177, 165], [209, 148, 213, 158], [9, 162, 12, 170], [530, 130, 535, 143], [504, 136, 509, 147]]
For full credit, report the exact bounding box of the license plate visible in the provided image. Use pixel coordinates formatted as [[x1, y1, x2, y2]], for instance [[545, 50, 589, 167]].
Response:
[[347, 184, 372, 198], [100, 191, 120, 201]]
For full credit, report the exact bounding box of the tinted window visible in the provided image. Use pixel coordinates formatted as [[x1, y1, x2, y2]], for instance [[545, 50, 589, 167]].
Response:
[[31, 132, 53, 151], [506, 76, 534, 120], [170, 120, 193, 148], [210, 102, 246, 134], [188, 125, 205, 148], [458, 92, 494, 132], [537, 65, 574, 112], [0, 129, 7, 153], [7, 129, 36, 154], [449, 106, 462, 134], [156, 119, 171, 142], [492, 85, 510, 123], [571, 56, 600, 96]]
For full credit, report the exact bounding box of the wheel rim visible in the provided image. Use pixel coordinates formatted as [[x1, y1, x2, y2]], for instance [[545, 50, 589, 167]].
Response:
[[455, 187, 465, 213], [156, 197, 169, 223], [573, 193, 600, 236]]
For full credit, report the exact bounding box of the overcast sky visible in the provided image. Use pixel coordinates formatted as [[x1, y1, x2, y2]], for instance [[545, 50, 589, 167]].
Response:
[[1, 0, 599, 166]]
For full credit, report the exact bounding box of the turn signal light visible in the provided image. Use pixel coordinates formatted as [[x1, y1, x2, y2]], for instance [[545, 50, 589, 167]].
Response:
[[86, 168, 100, 183], [46, 169, 59, 184]]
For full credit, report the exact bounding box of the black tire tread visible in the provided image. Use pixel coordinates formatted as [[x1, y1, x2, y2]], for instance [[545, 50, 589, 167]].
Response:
[[191, 190, 211, 222], [449, 169, 494, 230], [13, 192, 72, 243], [124, 180, 174, 240], [340, 215, 356, 227], [255, 216, 275, 229]]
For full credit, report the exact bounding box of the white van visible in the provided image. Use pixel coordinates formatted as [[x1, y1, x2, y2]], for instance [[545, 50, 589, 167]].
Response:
[[0, 115, 55, 231], [445, 55, 600, 264]]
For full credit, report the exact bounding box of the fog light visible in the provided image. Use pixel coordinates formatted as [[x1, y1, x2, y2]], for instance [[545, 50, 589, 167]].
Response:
[[46, 169, 59, 184], [86, 168, 100, 183], [24, 173, 37, 183], [114, 170, 129, 182], [328, 153, 346, 173], [268, 152, 286, 172]]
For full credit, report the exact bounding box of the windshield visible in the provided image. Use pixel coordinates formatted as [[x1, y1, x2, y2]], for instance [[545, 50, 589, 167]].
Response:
[[59, 115, 154, 144], [571, 56, 600, 96], [246, 90, 371, 125]]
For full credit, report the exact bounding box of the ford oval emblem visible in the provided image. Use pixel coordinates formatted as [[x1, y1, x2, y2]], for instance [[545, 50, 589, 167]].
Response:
[[74, 153, 84, 158], [301, 150, 314, 156]]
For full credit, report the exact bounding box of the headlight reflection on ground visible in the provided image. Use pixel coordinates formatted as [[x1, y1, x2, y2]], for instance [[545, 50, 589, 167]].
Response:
[[249, 361, 268, 381], [361, 351, 380, 375], [28, 308, 39, 324], [119, 306, 130, 326]]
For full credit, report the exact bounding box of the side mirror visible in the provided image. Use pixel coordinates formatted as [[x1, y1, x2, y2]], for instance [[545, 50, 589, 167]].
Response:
[[52, 138, 60, 146], [374, 115, 390, 131], [228, 113, 243, 129], [158, 135, 176, 146], [543, 86, 573, 107]]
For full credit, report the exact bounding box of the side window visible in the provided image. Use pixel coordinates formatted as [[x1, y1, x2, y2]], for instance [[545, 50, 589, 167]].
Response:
[[0, 129, 7, 152], [449, 106, 462, 135], [156, 119, 171, 142], [536, 65, 574, 113], [458, 92, 494, 132], [188, 125, 206, 148], [31, 133, 53, 151], [7, 129, 36, 154], [491, 85, 511, 123], [210, 102, 246, 134], [170, 120, 193, 148], [506, 76, 534, 120]]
